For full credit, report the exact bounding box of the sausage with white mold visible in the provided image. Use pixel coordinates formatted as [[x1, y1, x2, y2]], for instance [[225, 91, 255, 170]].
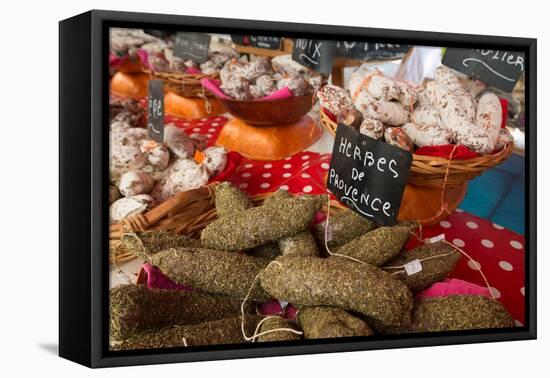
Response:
[[150, 159, 210, 203], [164, 125, 196, 159], [110, 194, 154, 223], [110, 132, 147, 176], [144, 143, 170, 171], [367, 75, 400, 102], [475, 92, 502, 153], [118, 170, 154, 197], [348, 66, 379, 99], [495, 128, 514, 150], [396, 80, 419, 108], [201, 147, 228, 176], [384, 127, 414, 152], [361, 100, 409, 126], [433, 66, 476, 121], [317, 85, 354, 115], [401, 122, 453, 147], [359, 118, 385, 140], [426, 81, 493, 154]]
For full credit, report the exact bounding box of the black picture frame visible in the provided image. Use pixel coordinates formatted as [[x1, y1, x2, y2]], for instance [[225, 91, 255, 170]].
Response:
[[59, 9, 537, 368]]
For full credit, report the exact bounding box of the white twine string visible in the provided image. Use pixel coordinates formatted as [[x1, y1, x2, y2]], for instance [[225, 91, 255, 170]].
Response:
[[240, 261, 303, 342], [442, 240, 496, 301], [383, 252, 457, 274], [324, 197, 496, 301]]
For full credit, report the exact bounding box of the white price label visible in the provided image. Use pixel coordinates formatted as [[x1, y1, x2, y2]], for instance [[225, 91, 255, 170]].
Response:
[[426, 233, 446, 244], [326, 224, 333, 242], [404, 259, 423, 276], [279, 300, 289, 311]]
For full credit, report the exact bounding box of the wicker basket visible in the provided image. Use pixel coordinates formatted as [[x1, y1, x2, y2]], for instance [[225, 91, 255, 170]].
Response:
[[144, 69, 219, 98], [109, 184, 345, 264], [319, 108, 514, 187]]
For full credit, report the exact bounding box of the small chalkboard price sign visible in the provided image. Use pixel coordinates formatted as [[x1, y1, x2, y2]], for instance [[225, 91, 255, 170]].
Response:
[[336, 41, 409, 61], [442, 48, 525, 92], [173, 32, 211, 63], [147, 79, 164, 143], [144, 29, 175, 39], [292, 39, 337, 75], [327, 125, 413, 226], [231, 35, 282, 50]]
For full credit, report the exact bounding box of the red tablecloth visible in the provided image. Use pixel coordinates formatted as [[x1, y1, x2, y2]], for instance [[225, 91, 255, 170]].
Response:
[[116, 101, 526, 327]]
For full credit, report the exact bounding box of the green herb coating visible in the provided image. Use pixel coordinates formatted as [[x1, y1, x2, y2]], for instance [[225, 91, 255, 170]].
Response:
[[110, 284, 247, 339], [313, 209, 377, 249], [201, 195, 324, 251], [257, 316, 302, 342], [262, 189, 292, 207], [120, 231, 201, 262], [411, 295, 515, 332], [298, 306, 373, 339], [335, 226, 411, 266], [110, 315, 261, 350], [149, 248, 270, 301], [259, 255, 413, 328], [263, 190, 319, 257], [279, 230, 319, 257], [215, 182, 253, 218], [383, 241, 461, 292]]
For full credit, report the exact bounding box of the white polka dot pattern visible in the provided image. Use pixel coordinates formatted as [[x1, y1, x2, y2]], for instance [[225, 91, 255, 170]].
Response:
[[466, 221, 479, 229], [440, 220, 451, 229], [481, 239, 494, 248], [498, 261, 513, 271]]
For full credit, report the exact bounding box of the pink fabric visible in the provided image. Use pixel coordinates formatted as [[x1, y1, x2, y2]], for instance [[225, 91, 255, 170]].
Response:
[[186, 67, 202, 74], [109, 53, 124, 68], [201, 78, 294, 101], [258, 299, 298, 320], [142, 263, 194, 291], [500, 98, 508, 128], [136, 49, 152, 70], [415, 278, 492, 300]]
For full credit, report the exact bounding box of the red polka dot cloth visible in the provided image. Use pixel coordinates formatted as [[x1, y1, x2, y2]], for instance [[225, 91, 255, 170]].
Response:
[[405, 212, 525, 325], [166, 114, 227, 144]]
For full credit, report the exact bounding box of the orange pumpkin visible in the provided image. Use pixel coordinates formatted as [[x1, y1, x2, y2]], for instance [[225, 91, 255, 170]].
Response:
[[216, 116, 323, 161], [116, 58, 144, 73], [110, 72, 149, 98], [164, 91, 225, 119], [397, 183, 468, 226]]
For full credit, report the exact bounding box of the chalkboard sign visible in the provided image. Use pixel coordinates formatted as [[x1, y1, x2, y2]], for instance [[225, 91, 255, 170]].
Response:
[[143, 29, 175, 39], [327, 125, 412, 226], [442, 48, 525, 92], [147, 79, 164, 143], [173, 32, 211, 63], [292, 39, 337, 75], [231, 35, 282, 50], [336, 42, 409, 61]]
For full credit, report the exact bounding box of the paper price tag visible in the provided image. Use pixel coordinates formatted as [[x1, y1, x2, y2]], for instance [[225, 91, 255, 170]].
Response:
[[279, 300, 289, 311], [404, 259, 423, 276], [426, 233, 446, 244], [326, 224, 333, 242]]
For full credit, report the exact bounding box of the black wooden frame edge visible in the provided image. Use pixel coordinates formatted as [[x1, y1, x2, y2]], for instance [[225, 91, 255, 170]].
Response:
[[59, 10, 93, 367], [58, 9, 537, 369]]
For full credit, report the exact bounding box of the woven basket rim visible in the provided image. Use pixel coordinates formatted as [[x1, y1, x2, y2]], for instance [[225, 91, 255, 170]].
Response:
[[110, 185, 344, 263]]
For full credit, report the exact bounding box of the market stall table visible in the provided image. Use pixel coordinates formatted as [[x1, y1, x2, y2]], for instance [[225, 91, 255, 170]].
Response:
[[109, 107, 525, 327]]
